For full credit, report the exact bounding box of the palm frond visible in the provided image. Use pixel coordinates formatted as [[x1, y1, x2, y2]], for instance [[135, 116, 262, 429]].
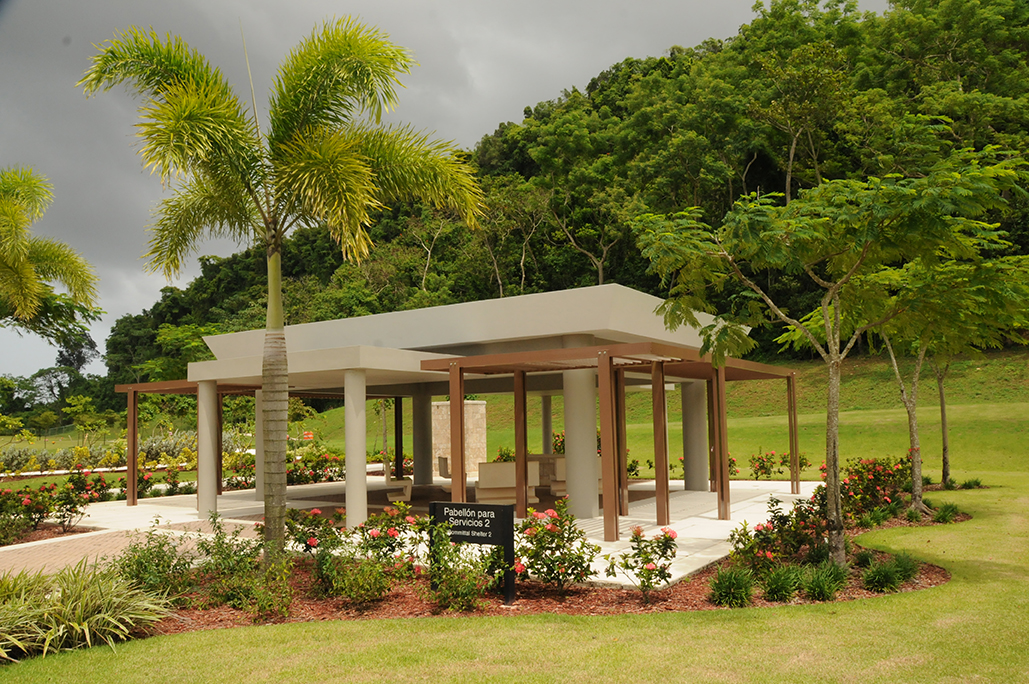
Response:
[[0, 167, 53, 221], [23, 238, 99, 306], [357, 124, 484, 228], [268, 17, 415, 151], [146, 175, 260, 278], [274, 127, 380, 259]]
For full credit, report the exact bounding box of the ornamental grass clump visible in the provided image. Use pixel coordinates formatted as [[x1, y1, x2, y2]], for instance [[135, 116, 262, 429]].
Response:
[[932, 502, 961, 524], [761, 564, 803, 602], [0, 560, 168, 662], [803, 560, 849, 601], [862, 559, 901, 593], [892, 552, 919, 582], [516, 497, 599, 592], [709, 565, 754, 607], [604, 526, 678, 602]]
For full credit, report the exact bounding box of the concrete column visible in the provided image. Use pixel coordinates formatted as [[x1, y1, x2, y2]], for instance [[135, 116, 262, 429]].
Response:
[[541, 395, 553, 454], [681, 380, 709, 491], [563, 368, 598, 519], [253, 390, 264, 501], [345, 370, 368, 527], [197, 380, 219, 518], [412, 390, 433, 485]]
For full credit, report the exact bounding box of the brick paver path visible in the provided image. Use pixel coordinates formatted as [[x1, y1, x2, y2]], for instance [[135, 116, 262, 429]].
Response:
[[0, 530, 139, 574]]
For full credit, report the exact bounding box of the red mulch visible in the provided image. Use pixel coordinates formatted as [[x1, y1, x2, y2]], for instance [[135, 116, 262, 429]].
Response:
[[7, 523, 95, 544], [151, 528, 951, 636]]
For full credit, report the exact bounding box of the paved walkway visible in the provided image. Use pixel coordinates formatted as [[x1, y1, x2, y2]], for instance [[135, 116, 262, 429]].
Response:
[[0, 478, 818, 585]]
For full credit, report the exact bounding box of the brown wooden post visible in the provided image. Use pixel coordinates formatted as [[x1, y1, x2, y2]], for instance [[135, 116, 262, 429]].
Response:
[[126, 389, 138, 506], [394, 397, 404, 480], [449, 363, 466, 503], [598, 351, 619, 542], [216, 393, 223, 495], [787, 374, 800, 495], [513, 370, 528, 517], [716, 366, 731, 520], [706, 379, 717, 493], [652, 361, 670, 526], [615, 368, 629, 516]]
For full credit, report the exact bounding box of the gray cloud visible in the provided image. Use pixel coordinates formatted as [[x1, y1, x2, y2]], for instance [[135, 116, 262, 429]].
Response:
[[0, 0, 889, 378]]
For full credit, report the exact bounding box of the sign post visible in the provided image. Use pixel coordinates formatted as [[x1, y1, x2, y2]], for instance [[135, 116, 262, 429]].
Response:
[[429, 501, 516, 605]]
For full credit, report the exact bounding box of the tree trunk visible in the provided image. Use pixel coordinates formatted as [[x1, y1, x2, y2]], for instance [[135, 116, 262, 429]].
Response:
[[262, 247, 288, 560], [825, 354, 846, 565], [932, 360, 951, 483], [883, 335, 929, 513]]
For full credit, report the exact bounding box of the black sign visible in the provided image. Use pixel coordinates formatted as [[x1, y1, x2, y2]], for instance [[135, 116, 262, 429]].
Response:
[[429, 501, 516, 604]]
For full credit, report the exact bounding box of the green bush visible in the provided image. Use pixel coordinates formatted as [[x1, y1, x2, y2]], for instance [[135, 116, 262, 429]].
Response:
[[853, 549, 876, 568], [0, 514, 29, 546], [0, 560, 168, 662], [892, 553, 919, 582], [709, 565, 754, 607], [516, 498, 599, 591], [943, 478, 957, 490], [427, 524, 497, 611], [604, 526, 678, 602], [932, 502, 961, 524], [762, 565, 802, 602], [250, 556, 294, 620], [195, 513, 262, 577], [905, 507, 922, 523], [314, 551, 392, 605], [804, 561, 848, 601], [960, 478, 982, 489], [113, 520, 194, 600], [862, 560, 901, 593]]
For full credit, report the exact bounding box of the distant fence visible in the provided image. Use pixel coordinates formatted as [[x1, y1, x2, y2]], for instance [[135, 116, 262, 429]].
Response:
[[42, 424, 78, 438]]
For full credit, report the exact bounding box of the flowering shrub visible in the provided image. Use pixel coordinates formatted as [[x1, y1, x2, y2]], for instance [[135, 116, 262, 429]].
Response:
[[821, 454, 909, 517], [493, 446, 515, 463], [285, 450, 345, 485], [515, 497, 599, 591], [285, 507, 344, 554], [727, 521, 779, 575], [354, 502, 428, 565], [552, 431, 565, 454], [749, 451, 811, 480], [604, 526, 678, 602], [225, 463, 255, 490], [426, 522, 498, 611], [728, 493, 833, 571]]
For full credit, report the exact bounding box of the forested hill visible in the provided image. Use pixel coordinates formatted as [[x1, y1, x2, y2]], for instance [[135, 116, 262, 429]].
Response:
[[102, 0, 1029, 397]]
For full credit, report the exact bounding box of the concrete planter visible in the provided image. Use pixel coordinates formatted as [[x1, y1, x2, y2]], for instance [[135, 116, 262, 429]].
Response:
[[475, 460, 540, 505]]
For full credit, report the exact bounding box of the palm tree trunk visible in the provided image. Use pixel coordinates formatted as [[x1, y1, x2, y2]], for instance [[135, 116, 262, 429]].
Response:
[[262, 247, 288, 559]]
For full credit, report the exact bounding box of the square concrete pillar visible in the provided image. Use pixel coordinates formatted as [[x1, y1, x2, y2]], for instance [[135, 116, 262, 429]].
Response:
[[564, 368, 599, 519], [197, 379, 219, 518], [345, 369, 368, 527], [681, 380, 709, 491]]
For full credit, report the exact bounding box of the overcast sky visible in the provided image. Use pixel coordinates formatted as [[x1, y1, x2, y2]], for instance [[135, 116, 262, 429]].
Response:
[[0, 0, 890, 379]]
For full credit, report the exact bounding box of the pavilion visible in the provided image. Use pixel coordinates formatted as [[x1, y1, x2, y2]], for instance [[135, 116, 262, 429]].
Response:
[[116, 284, 800, 542]]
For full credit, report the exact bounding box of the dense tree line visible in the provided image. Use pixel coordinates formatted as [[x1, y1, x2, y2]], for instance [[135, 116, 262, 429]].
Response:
[[5, 0, 1029, 427]]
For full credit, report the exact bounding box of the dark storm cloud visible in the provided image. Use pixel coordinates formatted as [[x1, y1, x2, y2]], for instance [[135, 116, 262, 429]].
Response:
[[0, 0, 889, 376]]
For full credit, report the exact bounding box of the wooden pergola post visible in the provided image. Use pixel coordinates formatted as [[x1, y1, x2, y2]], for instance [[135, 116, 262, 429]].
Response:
[[652, 361, 670, 526], [449, 363, 466, 503], [615, 368, 629, 516], [513, 370, 528, 517], [394, 397, 404, 480], [126, 389, 138, 506], [787, 373, 800, 495], [597, 350, 619, 541], [715, 366, 731, 520], [706, 379, 717, 493]]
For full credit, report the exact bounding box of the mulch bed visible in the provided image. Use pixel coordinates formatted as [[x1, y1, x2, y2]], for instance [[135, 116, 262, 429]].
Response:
[[151, 519, 953, 635], [5, 523, 95, 545]]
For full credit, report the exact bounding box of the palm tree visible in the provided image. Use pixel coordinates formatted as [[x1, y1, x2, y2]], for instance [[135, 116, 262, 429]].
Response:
[[0, 166, 99, 344], [80, 19, 484, 556]]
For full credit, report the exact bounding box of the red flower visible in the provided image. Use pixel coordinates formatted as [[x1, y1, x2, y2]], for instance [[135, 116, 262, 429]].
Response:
[[368, 528, 380, 538], [387, 527, 399, 538], [405, 515, 416, 524], [310, 508, 322, 516], [22, 497, 30, 505], [308, 537, 319, 547], [545, 523, 558, 532], [533, 511, 546, 520], [544, 509, 558, 518]]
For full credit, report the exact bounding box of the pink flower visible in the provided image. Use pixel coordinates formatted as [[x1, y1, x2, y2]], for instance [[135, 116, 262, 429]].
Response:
[[387, 527, 399, 538], [645, 563, 656, 571], [545, 523, 558, 532], [514, 562, 526, 574], [22, 497, 30, 505], [143, 473, 151, 480], [368, 528, 380, 538], [884, 496, 891, 503], [310, 508, 322, 516], [662, 527, 677, 539], [405, 516, 416, 524], [755, 524, 765, 532], [308, 537, 319, 547], [524, 527, 536, 536], [765, 551, 773, 559], [533, 511, 546, 520], [544, 509, 558, 518]]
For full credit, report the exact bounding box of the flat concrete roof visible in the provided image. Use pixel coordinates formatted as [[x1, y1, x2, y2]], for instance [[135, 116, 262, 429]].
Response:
[[202, 284, 711, 361]]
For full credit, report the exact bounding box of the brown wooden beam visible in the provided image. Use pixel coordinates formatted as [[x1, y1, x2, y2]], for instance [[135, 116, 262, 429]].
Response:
[[513, 370, 528, 517], [615, 368, 629, 516], [652, 362, 670, 527], [715, 366, 731, 520], [598, 351, 619, 542], [449, 364, 466, 503], [126, 389, 138, 506]]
